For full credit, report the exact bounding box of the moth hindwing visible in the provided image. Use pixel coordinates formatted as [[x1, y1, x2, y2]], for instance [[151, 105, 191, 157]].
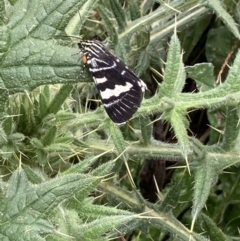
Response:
[[78, 40, 146, 124]]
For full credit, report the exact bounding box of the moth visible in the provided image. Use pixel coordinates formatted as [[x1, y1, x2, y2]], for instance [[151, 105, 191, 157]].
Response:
[[78, 40, 146, 124]]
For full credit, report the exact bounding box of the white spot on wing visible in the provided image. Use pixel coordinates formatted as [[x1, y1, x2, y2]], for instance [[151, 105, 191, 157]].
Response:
[[100, 82, 133, 100], [140, 79, 147, 92], [93, 76, 108, 84], [121, 70, 126, 76], [104, 99, 120, 107], [89, 61, 116, 72], [91, 58, 97, 67]]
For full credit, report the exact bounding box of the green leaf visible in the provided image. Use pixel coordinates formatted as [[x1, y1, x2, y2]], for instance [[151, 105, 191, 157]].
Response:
[[78, 198, 132, 219], [159, 177, 183, 213], [47, 208, 83, 241], [163, 108, 190, 159], [91, 160, 115, 176], [66, 0, 99, 36], [114, 40, 130, 64], [134, 30, 150, 76], [179, 15, 212, 62], [46, 85, 73, 115], [22, 165, 44, 184], [48, 205, 134, 241], [119, 1, 185, 42], [2, 115, 13, 135], [44, 143, 72, 153], [192, 157, 217, 220], [0, 88, 8, 112], [206, 26, 239, 75], [109, 121, 127, 160], [160, 33, 185, 97], [0, 26, 10, 60], [140, 116, 152, 146], [41, 126, 57, 146], [221, 106, 240, 151], [39, 92, 49, 118], [109, 0, 127, 31], [8, 132, 25, 142], [186, 63, 215, 91], [0, 1, 6, 25], [43, 85, 51, 102], [63, 156, 100, 175], [0, 0, 92, 95], [78, 215, 135, 240], [0, 168, 100, 240], [195, 213, 232, 241], [174, 48, 240, 110], [98, 5, 118, 46], [141, 0, 155, 15], [206, 0, 240, 38], [128, 0, 141, 21], [190, 137, 207, 160], [1, 169, 54, 240]]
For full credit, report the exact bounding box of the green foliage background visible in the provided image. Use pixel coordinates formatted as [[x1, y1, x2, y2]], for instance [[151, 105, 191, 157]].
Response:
[[0, 0, 240, 240]]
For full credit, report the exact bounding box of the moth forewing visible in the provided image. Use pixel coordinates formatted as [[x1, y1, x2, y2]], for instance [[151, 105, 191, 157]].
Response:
[[78, 40, 146, 124]]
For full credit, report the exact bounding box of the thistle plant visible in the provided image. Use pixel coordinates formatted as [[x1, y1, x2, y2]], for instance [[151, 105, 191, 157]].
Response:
[[0, 0, 239, 241]]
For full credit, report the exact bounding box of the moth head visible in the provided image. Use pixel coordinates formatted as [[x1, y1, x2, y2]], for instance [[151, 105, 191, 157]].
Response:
[[78, 42, 84, 51]]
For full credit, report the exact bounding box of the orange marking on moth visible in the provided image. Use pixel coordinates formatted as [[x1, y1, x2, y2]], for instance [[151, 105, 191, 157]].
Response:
[[82, 54, 87, 64]]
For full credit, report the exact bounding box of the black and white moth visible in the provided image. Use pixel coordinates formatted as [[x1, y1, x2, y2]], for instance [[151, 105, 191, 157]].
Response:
[[78, 40, 146, 124]]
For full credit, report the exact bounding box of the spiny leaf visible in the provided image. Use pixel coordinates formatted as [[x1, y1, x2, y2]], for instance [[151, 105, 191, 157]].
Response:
[[0, 89, 8, 112], [0, 0, 91, 97], [129, 0, 141, 21], [221, 106, 240, 151], [192, 157, 217, 220], [159, 177, 183, 213], [109, 0, 127, 31], [46, 85, 73, 115], [98, 5, 118, 46], [2, 115, 13, 135], [163, 108, 190, 160], [49, 206, 134, 241], [206, 0, 240, 38], [140, 116, 152, 145], [195, 213, 232, 241], [41, 126, 57, 146], [78, 215, 136, 240], [66, 0, 98, 36], [91, 160, 115, 176], [63, 156, 100, 175], [109, 121, 127, 159], [161, 33, 185, 97], [0, 168, 100, 240], [78, 199, 132, 219], [22, 165, 43, 184]]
